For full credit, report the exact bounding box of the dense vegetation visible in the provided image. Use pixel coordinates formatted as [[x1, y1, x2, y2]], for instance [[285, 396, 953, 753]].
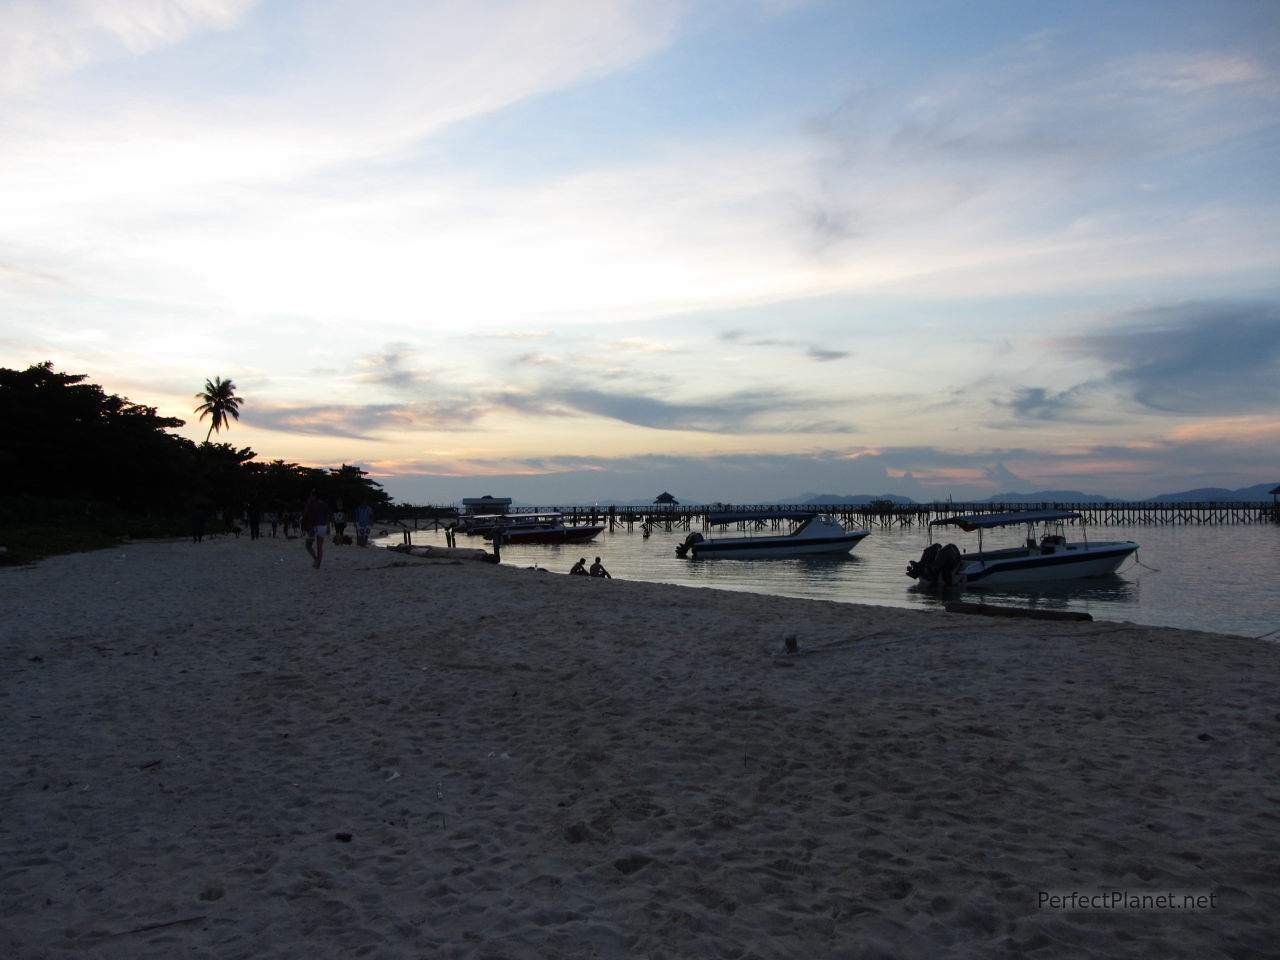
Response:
[[0, 362, 391, 563]]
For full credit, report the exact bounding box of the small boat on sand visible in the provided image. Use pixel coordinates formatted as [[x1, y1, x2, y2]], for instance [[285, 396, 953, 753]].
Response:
[[676, 512, 870, 559], [906, 509, 1138, 588]]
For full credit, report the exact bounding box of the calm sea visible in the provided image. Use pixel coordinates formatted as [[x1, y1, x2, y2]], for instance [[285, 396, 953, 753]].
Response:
[[388, 521, 1280, 640]]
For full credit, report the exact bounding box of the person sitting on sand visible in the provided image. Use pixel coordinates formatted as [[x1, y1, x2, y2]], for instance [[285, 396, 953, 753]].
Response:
[[569, 557, 588, 575], [589, 556, 611, 578], [301, 492, 330, 569]]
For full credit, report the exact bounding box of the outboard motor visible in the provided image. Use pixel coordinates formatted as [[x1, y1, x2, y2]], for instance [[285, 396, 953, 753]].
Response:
[[934, 543, 963, 586], [906, 542, 941, 580], [675, 531, 703, 558]]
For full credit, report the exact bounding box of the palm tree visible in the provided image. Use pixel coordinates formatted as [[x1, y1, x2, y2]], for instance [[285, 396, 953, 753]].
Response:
[[194, 376, 243, 443]]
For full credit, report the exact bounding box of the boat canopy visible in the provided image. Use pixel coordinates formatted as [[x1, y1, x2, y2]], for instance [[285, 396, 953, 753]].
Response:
[[931, 509, 1082, 532], [708, 510, 818, 525]]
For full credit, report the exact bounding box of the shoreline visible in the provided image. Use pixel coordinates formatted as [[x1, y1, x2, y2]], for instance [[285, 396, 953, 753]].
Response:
[[3, 539, 1278, 958]]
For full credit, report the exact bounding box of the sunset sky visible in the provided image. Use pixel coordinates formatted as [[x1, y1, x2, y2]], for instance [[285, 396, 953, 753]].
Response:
[[2, 0, 1277, 504]]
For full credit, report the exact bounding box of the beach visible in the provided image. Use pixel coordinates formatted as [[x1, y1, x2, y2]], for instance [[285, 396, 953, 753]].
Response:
[[2, 538, 1277, 959]]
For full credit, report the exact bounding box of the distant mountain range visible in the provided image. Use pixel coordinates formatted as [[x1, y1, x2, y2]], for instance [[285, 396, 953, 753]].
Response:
[[1143, 483, 1278, 502]]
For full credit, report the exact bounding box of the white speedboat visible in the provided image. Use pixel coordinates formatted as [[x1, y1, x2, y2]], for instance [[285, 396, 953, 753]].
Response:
[[906, 509, 1138, 588], [676, 512, 870, 559]]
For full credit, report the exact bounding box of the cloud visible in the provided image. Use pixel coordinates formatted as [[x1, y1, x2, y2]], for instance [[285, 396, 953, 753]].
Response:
[[1130, 53, 1269, 91], [601, 337, 681, 354], [720, 330, 850, 362], [1056, 300, 1280, 415], [363, 445, 1050, 503], [0, 0, 258, 99], [982, 462, 1031, 491], [513, 353, 567, 367], [360, 410, 1280, 503], [245, 374, 858, 438], [806, 346, 849, 362], [990, 384, 1100, 424], [246, 398, 492, 439], [538, 386, 851, 434], [796, 35, 1280, 289], [372, 448, 910, 503], [0, 1, 690, 252], [353, 345, 436, 391]]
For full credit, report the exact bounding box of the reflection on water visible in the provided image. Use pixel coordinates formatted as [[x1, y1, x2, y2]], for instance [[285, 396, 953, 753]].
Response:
[[388, 520, 1279, 639], [911, 576, 1141, 604], [908, 576, 1139, 613]]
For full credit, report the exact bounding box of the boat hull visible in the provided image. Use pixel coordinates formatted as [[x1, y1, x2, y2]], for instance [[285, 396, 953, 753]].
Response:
[[493, 524, 605, 545], [959, 543, 1137, 586], [689, 531, 869, 559]]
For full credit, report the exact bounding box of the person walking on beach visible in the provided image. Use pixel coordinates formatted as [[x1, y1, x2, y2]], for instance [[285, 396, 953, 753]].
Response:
[[332, 499, 347, 546], [570, 557, 588, 575], [589, 556, 611, 578], [355, 502, 373, 546], [301, 492, 330, 569]]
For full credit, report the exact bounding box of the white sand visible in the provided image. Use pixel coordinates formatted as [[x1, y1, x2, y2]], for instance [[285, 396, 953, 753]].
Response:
[[2, 538, 1277, 959]]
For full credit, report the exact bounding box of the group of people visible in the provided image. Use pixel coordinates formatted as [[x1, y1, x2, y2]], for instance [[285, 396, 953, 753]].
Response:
[[569, 556, 611, 578], [190, 497, 372, 548], [301, 494, 374, 569]]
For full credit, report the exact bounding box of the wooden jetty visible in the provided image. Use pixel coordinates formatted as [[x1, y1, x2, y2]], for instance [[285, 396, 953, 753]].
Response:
[[381, 500, 1279, 534], [556, 501, 1279, 531]]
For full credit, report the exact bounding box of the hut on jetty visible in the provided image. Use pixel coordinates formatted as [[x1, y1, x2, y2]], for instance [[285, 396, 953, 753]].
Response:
[[461, 495, 511, 517], [653, 492, 679, 507]]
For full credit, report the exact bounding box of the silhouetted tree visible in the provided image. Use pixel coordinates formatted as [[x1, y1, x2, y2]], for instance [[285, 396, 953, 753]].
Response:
[[0, 362, 192, 510], [325, 463, 392, 512], [3, 362, 393, 524], [193, 442, 258, 514], [194, 376, 242, 442]]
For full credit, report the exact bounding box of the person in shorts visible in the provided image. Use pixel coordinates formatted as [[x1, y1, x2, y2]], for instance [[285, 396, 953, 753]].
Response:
[[355, 502, 374, 546], [301, 492, 331, 569], [332, 499, 347, 545]]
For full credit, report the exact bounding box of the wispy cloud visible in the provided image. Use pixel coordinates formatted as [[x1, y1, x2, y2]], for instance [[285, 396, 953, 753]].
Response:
[[0, 0, 258, 99], [720, 330, 850, 361], [504, 386, 855, 435], [1055, 300, 1280, 415], [990, 385, 1099, 424], [353, 345, 437, 392], [806, 346, 849, 362], [1129, 53, 1269, 91], [246, 398, 492, 439]]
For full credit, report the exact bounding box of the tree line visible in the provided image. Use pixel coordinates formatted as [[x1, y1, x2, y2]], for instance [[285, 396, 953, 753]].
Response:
[[0, 362, 391, 523]]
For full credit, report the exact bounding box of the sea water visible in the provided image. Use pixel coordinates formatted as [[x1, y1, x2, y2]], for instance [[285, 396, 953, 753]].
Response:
[[388, 521, 1280, 640]]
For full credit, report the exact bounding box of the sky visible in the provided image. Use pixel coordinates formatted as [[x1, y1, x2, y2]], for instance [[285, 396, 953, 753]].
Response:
[[1, 0, 1278, 505]]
